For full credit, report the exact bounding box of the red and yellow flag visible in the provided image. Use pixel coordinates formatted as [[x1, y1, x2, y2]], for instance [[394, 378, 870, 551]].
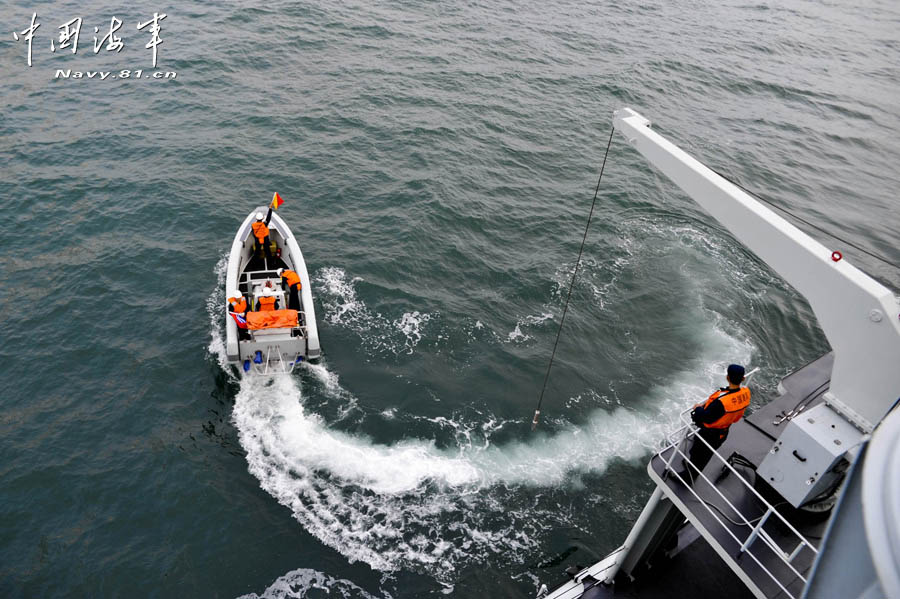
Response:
[[271, 192, 284, 210]]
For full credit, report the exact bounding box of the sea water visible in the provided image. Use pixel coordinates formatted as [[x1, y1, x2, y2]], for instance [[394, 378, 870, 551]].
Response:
[[2, 0, 898, 597]]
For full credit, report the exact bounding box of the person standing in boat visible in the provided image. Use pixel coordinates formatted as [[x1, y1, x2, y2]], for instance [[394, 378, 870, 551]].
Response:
[[278, 268, 302, 311], [252, 207, 274, 260], [682, 364, 751, 483]]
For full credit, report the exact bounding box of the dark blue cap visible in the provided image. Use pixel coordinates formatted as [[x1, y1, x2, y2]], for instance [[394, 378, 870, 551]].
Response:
[[727, 364, 745, 381]]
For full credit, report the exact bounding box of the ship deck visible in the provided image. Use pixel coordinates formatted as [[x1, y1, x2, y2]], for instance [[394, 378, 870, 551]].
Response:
[[643, 353, 833, 599], [541, 354, 837, 599]]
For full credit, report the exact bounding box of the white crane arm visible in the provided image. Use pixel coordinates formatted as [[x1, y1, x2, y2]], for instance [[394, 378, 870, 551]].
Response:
[[613, 108, 900, 431]]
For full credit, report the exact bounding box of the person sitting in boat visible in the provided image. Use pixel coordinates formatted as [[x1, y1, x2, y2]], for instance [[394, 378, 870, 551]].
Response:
[[251, 207, 274, 259], [680, 364, 751, 484], [227, 290, 251, 339], [227, 290, 248, 314], [256, 284, 279, 312], [278, 268, 302, 311]]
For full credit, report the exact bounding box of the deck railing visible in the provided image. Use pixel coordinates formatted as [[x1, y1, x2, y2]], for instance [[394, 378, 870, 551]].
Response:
[[654, 408, 820, 599]]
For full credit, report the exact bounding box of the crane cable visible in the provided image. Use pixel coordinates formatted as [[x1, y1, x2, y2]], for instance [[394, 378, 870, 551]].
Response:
[[530, 130, 897, 432], [532, 126, 615, 431]]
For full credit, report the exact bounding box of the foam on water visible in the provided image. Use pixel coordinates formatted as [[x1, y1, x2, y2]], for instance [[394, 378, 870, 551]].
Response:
[[237, 568, 384, 599], [316, 267, 438, 357], [318, 266, 367, 326], [207, 253, 235, 375], [210, 223, 758, 581], [303, 360, 360, 421], [220, 319, 751, 578], [473, 321, 750, 486], [393, 311, 431, 354], [506, 323, 529, 343], [505, 311, 553, 343]]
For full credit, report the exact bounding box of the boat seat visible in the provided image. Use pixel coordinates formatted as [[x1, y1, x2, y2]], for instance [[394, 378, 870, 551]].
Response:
[[252, 236, 279, 257]]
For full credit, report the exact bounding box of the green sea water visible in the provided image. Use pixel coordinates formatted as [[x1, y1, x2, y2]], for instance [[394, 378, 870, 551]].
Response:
[[2, 0, 899, 597]]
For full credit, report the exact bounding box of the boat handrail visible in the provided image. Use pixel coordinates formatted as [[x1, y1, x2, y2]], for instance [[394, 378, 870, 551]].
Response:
[[246, 344, 308, 375], [654, 410, 820, 598], [241, 269, 283, 283]]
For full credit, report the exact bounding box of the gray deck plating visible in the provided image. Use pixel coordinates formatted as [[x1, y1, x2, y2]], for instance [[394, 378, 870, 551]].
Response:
[[744, 353, 834, 448]]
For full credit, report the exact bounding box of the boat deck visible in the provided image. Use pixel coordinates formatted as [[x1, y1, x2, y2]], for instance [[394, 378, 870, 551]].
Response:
[[225, 206, 321, 369]]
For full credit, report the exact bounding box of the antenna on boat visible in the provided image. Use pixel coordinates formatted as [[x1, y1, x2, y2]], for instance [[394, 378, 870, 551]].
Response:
[[531, 126, 615, 431]]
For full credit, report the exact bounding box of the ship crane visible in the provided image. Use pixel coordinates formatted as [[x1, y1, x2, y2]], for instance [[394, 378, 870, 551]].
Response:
[[539, 109, 900, 599], [614, 108, 900, 432]]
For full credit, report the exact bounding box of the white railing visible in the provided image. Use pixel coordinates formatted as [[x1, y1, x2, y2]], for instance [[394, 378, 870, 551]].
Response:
[[246, 344, 307, 375], [656, 408, 819, 599]]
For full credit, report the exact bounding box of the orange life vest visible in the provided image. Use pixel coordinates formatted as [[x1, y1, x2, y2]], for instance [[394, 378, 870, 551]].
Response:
[[281, 270, 301, 288], [251, 221, 270, 243], [228, 297, 248, 313], [258, 295, 277, 311], [700, 387, 751, 429]]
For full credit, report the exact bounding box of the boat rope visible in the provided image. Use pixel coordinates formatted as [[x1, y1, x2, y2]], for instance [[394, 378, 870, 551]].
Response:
[[531, 126, 615, 431], [711, 167, 900, 272]]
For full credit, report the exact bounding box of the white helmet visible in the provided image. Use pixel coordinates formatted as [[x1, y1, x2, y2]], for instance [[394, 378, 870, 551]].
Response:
[[277, 268, 284, 276], [255, 212, 264, 220], [230, 289, 243, 299], [262, 286, 274, 296]]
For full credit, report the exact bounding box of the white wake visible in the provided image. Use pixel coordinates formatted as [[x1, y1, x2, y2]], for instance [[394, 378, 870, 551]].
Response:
[[208, 218, 760, 580]]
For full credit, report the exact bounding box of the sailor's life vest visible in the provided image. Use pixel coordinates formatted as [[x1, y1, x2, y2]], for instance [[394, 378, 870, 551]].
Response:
[[258, 295, 277, 311], [228, 297, 248, 313], [251, 221, 270, 243], [700, 387, 751, 429], [281, 270, 301, 288]]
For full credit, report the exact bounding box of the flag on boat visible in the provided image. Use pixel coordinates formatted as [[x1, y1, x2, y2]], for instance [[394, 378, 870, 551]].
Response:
[[271, 192, 284, 210], [230, 312, 248, 329]]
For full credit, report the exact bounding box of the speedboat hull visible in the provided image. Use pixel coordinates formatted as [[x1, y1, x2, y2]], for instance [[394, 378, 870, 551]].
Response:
[[224, 206, 321, 374]]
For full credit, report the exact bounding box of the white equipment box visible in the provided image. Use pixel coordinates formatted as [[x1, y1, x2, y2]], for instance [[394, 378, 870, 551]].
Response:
[[757, 403, 863, 507]]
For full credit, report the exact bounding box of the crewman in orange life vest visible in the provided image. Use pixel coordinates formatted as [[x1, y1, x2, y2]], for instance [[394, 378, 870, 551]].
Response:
[[227, 290, 250, 339], [256, 284, 279, 312], [681, 364, 751, 483], [278, 268, 302, 311], [227, 290, 248, 315], [251, 208, 274, 259]]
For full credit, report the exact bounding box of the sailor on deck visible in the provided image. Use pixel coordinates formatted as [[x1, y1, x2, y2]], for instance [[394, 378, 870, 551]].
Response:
[[682, 364, 751, 483], [278, 268, 302, 311], [251, 208, 274, 259]]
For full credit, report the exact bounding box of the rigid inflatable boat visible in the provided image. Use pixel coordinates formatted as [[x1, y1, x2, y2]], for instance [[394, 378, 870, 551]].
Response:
[[224, 205, 320, 374]]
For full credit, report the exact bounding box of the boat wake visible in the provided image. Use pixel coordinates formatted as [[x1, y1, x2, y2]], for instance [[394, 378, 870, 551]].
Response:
[[206, 210, 771, 586], [316, 266, 436, 356], [225, 358, 749, 582], [208, 266, 753, 582], [236, 568, 381, 599]]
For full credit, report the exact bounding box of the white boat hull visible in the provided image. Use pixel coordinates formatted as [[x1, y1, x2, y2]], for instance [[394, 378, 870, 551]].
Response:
[[224, 206, 321, 374]]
